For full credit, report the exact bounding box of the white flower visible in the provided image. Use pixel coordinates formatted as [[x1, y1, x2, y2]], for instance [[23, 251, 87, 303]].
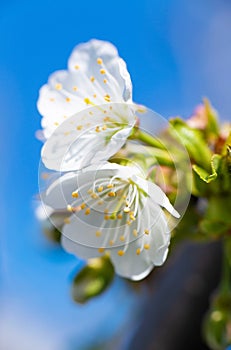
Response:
[[37, 39, 132, 139], [41, 102, 137, 171], [42, 162, 180, 281]]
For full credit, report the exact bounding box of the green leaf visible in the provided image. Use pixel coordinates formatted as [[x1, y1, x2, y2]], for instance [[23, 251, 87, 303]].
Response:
[[71, 256, 114, 304], [192, 154, 221, 183]]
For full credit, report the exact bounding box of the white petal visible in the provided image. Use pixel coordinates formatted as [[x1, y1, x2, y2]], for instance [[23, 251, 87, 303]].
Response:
[[41, 103, 136, 171], [110, 199, 170, 280], [42, 172, 77, 209], [61, 235, 101, 260], [37, 39, 132, 139], [132, 175, 180, 218]]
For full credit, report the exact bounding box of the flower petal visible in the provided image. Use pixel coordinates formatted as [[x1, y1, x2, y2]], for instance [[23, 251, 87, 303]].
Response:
[[37, 39, 132, 139], [41, 103, 136, 171]]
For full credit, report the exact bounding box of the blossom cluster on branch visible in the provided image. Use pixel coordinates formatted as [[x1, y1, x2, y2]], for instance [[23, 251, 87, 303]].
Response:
[[36, 39, 231, 349]]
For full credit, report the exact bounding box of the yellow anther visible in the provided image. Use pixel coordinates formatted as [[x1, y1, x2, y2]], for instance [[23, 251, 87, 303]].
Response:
[[85, 208, 91, 215], [117, 213, 123, 220], [101, 125, 107, 131], [64, 217, 70, 224], [133, 229, 138, 237], [103, 79, 107, 84], [74, 65, 79, 70], [90, 76, 95, 82], [136, 248, 141, 255], [126, 220, 131, 226], [109, 106, 113, 110], [96, 230, 102, 237], [66, 97, 71, 102], [41, 172, 49, 180], [64, 131, 70, 136], [108, 191, 116, 197], [72, 191, 79, 198], [97, 200, 103, 205], [104, 94, 111, 102], [55, 83, 62, 90], [84, 98, 91, 105], [91, 192, 98, 199], [97, 58, 103, 64], [130, 214, 136, 221], [76, 125, 83, 131], [144, 229, 150, 235], [89, 111, 93, 115], [54, 122, 59, 126], [107, 183, 114, 188], [93, 94, 97, 98], [104, 208, 109, 214], [119, 236, 125, 242], [104, 215, 110, 220], [103, 116, 110, 122], [80, 203, 86, 210], [109, 240, 114, 246], [87, 189, 93, 194], [144, 244, 150, 250], [100, 69, 106, 74], [95, 126, 100, 133], [67, 204, 73, 212], [124, 207, 130, 213], [73, 86, 78, 91], [97, 186, 104, 192], [98, 247, 105, 254], [117, 250, 124, 256], [49, 98, 55, 102]]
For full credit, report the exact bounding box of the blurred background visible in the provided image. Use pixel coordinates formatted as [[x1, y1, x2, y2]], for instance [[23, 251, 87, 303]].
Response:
[[1, 0, 231, 349]]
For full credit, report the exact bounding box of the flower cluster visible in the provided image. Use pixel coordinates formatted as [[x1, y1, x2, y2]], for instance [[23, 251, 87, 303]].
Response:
[[37, 39, 180, 281]]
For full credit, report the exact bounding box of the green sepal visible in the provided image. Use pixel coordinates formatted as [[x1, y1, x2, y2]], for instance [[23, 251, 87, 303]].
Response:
[[169, 117, 212, 170], [192, 154, 221, 184]]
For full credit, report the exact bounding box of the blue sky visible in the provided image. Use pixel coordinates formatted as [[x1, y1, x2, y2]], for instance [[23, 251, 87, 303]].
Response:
[[1, 0, 231, 349]]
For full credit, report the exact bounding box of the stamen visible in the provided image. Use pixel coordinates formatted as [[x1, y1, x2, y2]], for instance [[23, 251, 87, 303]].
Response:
[[117, 213, 123, 219], [108, 191, 116, 197], [104, 94, 111, 102], [80, 203, 86, 210], [73, 86, 78, 91], [144, 244, 150, 250], [55, 83, 62, 90], [72, 191, 79, 198], [100, 69, 106, 74], [144, 229, 149, 235], [97, 186, 104, 192], [76, 125, 83, 131], [136, 248, 141, 255], [96, 230, 102, 237], [97, 58, 103, 65], [117, 250, 124, 256], [64, 217, 70, 224], [98, 247, 105, 254], [66, 97, 71, 102], [85, 208, 91, 215], [90, 76, 95, 82], [133, 229, 138, 237], [119, 236, 125, 242], [74, 65, 79, 70]]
